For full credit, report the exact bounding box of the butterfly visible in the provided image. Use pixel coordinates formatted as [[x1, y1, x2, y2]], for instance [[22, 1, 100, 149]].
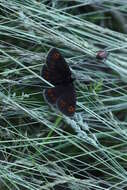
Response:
[[41, 48, 76, 117]]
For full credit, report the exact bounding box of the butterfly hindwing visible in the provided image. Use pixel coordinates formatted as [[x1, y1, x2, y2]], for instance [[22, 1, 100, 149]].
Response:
[[56, 84, 76, 116], [43, 88, 58, 105], [43, 85, 67, 105]]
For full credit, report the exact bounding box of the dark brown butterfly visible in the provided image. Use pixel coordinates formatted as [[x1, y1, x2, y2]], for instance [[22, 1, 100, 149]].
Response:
[[41, 48, 76, 117]]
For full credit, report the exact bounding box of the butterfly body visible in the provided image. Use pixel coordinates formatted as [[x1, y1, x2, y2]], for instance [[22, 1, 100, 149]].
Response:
[[41, 48, 76, 117]]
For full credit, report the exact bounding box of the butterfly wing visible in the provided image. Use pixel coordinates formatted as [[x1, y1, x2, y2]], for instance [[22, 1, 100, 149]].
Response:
[[46, 48, 70, 72], [41, 64, 65, 85], [41, 65, 50, 82], [56, 84, 76, 116], [43, 84, 76, 116], [41, 64, 60, 84], [41, 48, 72, 85], [43, 85, 67, 105]]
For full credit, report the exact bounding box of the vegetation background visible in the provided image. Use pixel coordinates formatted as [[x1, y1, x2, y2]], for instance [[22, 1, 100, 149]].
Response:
[[0, 0, 127, 189]]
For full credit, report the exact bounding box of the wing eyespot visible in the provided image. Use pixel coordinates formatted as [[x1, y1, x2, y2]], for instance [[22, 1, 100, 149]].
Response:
[[52, 52, 60, 60], [46, 89, 57, 102], [59, 100, 66, 108], [68, 106, 75, 113]]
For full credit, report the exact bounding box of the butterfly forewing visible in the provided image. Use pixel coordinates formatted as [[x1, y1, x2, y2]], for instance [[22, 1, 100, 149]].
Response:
[[41, 65, 50, 81], [41, 64, 66, 85], [46, 48, 72, 84]]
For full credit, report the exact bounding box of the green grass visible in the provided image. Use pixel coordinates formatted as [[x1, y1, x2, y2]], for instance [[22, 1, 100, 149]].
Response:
[[0, 0, 127, 189]]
